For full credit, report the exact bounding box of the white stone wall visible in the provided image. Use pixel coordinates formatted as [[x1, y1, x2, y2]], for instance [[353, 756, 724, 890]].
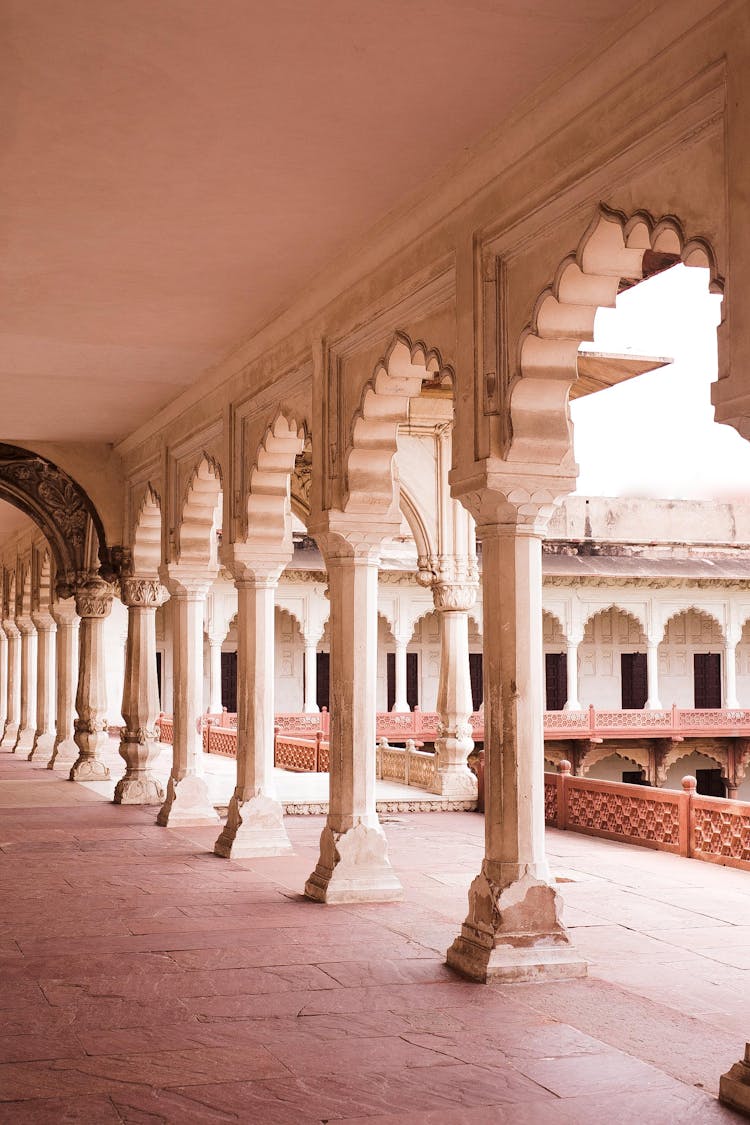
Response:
[[578, 608, 646, 710], [659, 611, 724, 708]]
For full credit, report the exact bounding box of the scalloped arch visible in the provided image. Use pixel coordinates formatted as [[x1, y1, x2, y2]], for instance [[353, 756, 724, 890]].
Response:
[[245, 411, 305, 554], [542, 607, 566, 639], [581, 746, 649, 778], [509, 206, 723, 464], [662, 744, 727, 777], [132, 485, 162, 577], [660, 605, 725, 643], [17, 562, 32, 618], [581, 603, 647, 637], [345, 332, 454, 515], [178, 455, 223, 569]]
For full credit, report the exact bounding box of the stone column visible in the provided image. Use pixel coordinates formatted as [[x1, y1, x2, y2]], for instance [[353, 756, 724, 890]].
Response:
[[29, 610, 56, 761], [564, 634, 582, 711], [69, 575, 114, 781], [0, 627, 7, 738], [724, 633, 740, 709], [302, 635, 319, 713], [48, 600, 80, 769], [645, 638, 662, 710], [13, 617, 37, 754], [114, 578, 165, 805], [392, 636, 410, 712], [207, 633, 224, 713], [2, 620, 21, 749], [156, 574, 219, 826], [431, 582, 477, 799], [305, 533, 403, 903], [215, 563, 292, 857], [446, 518, 585, 982]]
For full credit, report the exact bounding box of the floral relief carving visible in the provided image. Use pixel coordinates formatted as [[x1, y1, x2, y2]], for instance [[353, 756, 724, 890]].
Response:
[[121, 578, 162, 608]]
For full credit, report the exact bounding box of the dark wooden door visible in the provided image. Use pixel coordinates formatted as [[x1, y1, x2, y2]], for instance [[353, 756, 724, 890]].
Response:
[[469, 653, 483, 712], [696, 768, 726, 797], [221, 652, 237, 712], [694, 653, 721, 708], [622, 769, 648, 786], [621, 652, 647, 709], [155, 651, 162, 709], [545, 652, 567, 711], [316, 652, 330, 711]]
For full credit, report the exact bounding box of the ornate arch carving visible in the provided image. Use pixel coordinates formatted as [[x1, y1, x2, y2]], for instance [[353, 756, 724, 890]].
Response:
[[177, 455, 223, 569], [581, 745, 649, 778], [661, 605, 725, 643], [582, 603, 647, 638], [508, 206, 722, 464], [131, 485, 162, 578], [244, 411, 305, 554], [345, 332, 454, 515], [0, 444, 113, 595]]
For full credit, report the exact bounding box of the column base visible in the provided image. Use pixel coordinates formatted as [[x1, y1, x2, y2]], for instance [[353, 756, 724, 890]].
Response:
[[28, 731, 55, 762], [446, 864, 587, 983], [720, 1045, 750, 1116], [214, 792, 292, 858], [47, 738, 79, 769], [430, 766, 478, 801], [1, 723, 19, 750], [304, 822, 404, 904], [69, 755, 111, 782], [13, 726, 36, 755], [156, 775, 220, 827], [114, 773, 165, 805]]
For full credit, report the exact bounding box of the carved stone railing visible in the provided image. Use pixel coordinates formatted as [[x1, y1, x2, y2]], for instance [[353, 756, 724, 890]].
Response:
[[375, 738, 438, 789], [545, 761, 750, 872], [274, 729, 327, 772]]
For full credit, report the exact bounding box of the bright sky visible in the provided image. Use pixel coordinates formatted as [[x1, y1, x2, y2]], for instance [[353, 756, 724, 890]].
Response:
[[572, 265, 750, 500]]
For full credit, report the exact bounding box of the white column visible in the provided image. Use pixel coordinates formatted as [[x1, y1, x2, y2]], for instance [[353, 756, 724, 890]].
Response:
[[114, 578, 165, 805], [2, 621, 21, 749], [70, 576, 114, 781], [13, 617, 37, 755], [29, 611, 56, 761], [564, 634, 582, 711], [305, 535, 402, 904], [645, 639, 662, 710], [431, 583, 477, 799], [447, 520, 584, 983], [157, 574, 219, 827], [392, 637, 409, 712], [215, 564, 292, 857], [725, 634, 740, 709], [207, 635, 224, 713], [0, 627, 7, 737], [48, 600, 80, 769], [302, 636, 319, 713]]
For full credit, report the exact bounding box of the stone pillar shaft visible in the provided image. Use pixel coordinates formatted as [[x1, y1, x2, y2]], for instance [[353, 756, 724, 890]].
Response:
[[2, 623, 20, 749], [48, 603, 79, 769], [431, 583, 477, 799], [305, 547, 402, 903], [564, 640, 581, 711], [14, 620, 38, 754], [447, 523, 585, 982], [114, 579, 165, 805], [645, 641, 661, 710], [724, 641, 739, 709], [70, 577, 114, 782], [0, 628, 7, 735], [208, 637, 223, 713], [29, 614, 56, 762], [215, 571, 291, 858], [392, 638, 409, 712], [157, 579, 218, 826]]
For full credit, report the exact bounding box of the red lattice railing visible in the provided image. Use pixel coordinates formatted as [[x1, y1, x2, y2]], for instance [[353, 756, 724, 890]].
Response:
[[545, 762, 750, 872]]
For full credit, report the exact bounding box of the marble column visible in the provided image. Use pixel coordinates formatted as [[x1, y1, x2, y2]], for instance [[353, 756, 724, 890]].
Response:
[[215, 563, 292, 857], [1, 620, 21, 750], [302, 635, 319, 713], [48, 600, 80, 769], [431, 582, 477, 799], [392, 637, 410, 712], [70, 575, 114, 782], [13, 616, 37, 755], [114, 578, 165, 805], [29, 610, 56, 761], [724, 634, 740, 709], [645, 638, 662, 710], [157, 574, 219, 827], [0, 627, 7, 738], [447, 520, 585, 982], [564, 634, 582, 711], [305, 534, 403, 903], [207, 634, 223, 713]]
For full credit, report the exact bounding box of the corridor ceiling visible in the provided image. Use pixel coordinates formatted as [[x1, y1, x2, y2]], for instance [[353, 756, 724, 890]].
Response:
[[3, 0, 638, 442]]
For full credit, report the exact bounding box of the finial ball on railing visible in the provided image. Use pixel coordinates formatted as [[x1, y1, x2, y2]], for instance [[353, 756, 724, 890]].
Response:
[[558, 760, 572, 776], [682, 775, 698, 793]]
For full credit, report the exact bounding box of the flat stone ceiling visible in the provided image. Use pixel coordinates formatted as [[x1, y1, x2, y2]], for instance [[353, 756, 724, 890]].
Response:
[[2, 0, 636, 443]]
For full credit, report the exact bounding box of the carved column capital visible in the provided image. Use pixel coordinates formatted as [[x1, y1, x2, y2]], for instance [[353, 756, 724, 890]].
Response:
[[121, 577, 163, 609], [73, 574, 115, 619], [15, 614, 36, 636], [31, 611, 55, 633], [51, 599, 79, 628], [432, 582, 478, 613], [2, 618, 20, 639], [159, 564, 215, 600]]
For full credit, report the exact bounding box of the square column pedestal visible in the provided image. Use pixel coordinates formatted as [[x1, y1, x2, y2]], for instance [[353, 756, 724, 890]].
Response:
[[304, 530, 403, 904], [446, 518, 585, 983], [720, 1045, 750, 1116]]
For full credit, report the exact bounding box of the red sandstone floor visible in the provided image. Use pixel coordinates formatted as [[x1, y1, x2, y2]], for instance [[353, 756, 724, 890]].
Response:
[[1, 748, 748, 1123]]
